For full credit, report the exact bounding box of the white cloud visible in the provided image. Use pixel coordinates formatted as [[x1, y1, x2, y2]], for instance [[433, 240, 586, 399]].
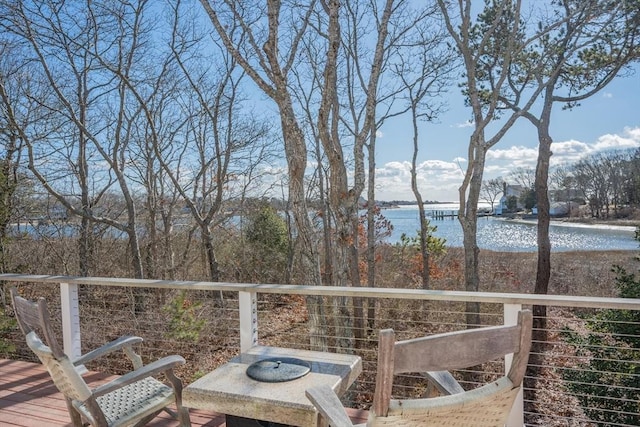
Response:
[[375, 161, 410, 178], [484, 128, 640, 175], [484, 146, 539, 171], [546, 139, 592, 165], [592, 130, 640, 151], [546, 127, 640, 167], [372, 127, 640, 201], [626, 126, 640, 141], [374, 159, 464, 201], [487, 145, 538, 161], [454, 120, 474, 128], [376, 130, 384, 138], [602, 92, 613, 98]]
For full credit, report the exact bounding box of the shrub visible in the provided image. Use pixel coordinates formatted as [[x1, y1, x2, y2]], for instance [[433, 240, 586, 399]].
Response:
[[0, 304, 16, 357], [562, 263, 640, 425], [163, 291, 205, 343]]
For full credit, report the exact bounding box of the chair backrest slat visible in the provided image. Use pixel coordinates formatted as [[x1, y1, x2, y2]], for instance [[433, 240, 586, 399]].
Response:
[[370, 310, 533, 425], [393, 324, 522, 374], [12, 297, 41, 335], [10, 287, 65, 358]]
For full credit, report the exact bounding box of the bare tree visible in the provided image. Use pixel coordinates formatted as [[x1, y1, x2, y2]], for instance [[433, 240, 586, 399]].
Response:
[[0, 1, 211, 314], [549, 165, 573, 200], [318, 0, 399, 347], [481, 178, 505, 213], [602, 151, 631, 217], [0, 1, 121, 276], [0, 42, 25, 275], [630, 148, 640, 207], [289, 47, 334, 289], [161, 2, 276, 284], [200, 0, 412, 350], [339, 0, 446, 336], [571, 150, 637, 219], [508, 167, 535, 190], [393, 20, 456, 292], [198, 0, 329, 349]]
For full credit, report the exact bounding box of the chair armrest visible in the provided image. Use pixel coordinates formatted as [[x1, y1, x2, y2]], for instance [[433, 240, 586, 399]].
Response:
[[422, 370, 465, 396], [91, 355, 186, 398], [72, 336, 143, 367], [306, 385, 354, 427]]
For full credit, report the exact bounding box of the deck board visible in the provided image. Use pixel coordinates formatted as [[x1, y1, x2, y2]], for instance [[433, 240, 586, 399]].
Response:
[[0, 359, 368, 426]]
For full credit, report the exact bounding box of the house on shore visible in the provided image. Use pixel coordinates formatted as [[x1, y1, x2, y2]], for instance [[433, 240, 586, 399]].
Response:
[[494, 184, 526, 215]]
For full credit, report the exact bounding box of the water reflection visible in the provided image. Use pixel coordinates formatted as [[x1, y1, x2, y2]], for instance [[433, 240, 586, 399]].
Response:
[[384, 207, 638, 252]]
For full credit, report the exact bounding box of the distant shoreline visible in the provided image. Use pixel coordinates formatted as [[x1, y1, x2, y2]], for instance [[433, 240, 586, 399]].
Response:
[[377, 201, 640, 231], [498, 216, 638, 233]]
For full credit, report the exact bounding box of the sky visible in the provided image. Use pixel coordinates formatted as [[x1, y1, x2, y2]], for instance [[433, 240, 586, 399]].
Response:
[[372, 67, 640, 202]]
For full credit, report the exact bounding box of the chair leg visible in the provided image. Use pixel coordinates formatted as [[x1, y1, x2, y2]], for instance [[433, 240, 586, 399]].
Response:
[[165, 369, 191, 427], [178, 406, 191, 427], [64, 398, 84, 427]]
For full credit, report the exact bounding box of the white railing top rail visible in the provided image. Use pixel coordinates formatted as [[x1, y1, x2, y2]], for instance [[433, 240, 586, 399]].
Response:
[[1, 273, 638, 311]]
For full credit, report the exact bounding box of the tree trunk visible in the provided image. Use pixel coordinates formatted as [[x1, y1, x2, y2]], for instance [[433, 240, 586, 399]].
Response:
[[350, 214, 365, 344], [125, 217, 145, 314], [410, 104, 430, 292], [328, 203, 355, 351], [0, 133, 18, 274], [317, 0, 355, 352], [78, 215, 92, 277], [201, 226, 223, 300], [366, 137, 377, 333], [459, 140, 485, 329], [534, 130, 552, 327], [280, 100, 328, 351], [145, 193, 158, 279], [78, 89, 90, 278], [202, 228, 220, 282], [161, 207, 175, 281], [316, 148, 333, 288], [525, 123, 553, 410]]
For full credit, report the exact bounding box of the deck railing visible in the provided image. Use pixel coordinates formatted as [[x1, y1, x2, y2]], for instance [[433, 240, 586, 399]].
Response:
[[1, 273, 639, 426]]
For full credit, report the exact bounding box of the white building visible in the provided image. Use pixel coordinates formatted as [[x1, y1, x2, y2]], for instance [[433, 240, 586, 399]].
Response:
[[494, 185, 526, 215]]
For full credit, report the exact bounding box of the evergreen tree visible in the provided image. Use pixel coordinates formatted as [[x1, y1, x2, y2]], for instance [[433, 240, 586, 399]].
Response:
[[244, 203, 290, 283]]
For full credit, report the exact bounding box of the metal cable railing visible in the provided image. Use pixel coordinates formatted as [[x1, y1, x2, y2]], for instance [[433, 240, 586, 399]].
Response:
[[1, 274, 638, 426]]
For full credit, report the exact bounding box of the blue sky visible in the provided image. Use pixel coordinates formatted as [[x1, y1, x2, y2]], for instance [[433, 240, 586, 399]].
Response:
[[373, 67, 640, 202]]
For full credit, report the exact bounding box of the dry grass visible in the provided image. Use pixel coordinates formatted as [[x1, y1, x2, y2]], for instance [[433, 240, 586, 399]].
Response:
[[477, 249, 638, 296]]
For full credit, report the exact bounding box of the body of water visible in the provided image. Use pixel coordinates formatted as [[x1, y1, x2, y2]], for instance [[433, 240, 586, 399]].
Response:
[[13, 203, 638, 252], [382, 203, 638, 252]]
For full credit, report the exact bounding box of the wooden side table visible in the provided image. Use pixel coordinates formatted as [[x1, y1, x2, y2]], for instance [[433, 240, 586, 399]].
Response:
[[183, 346, 362, 427]]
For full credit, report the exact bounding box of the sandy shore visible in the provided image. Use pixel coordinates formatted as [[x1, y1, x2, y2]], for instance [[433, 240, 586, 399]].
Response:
[[497, 216, 638, 233]]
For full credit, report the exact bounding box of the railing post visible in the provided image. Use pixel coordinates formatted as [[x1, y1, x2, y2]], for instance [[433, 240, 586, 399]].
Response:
[[504, 303, 524, 427], [60, 282, 82, 360], [239, 291, 258, 352]]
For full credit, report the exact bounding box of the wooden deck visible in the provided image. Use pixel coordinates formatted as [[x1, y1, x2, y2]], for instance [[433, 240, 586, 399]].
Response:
[[0, 359, 368, 427]]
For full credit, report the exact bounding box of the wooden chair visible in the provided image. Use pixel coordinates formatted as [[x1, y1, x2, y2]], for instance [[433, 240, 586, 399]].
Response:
[[306, 310, 533, 427], [11, 288, 191, 427], [10, 288, 144, 370]]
